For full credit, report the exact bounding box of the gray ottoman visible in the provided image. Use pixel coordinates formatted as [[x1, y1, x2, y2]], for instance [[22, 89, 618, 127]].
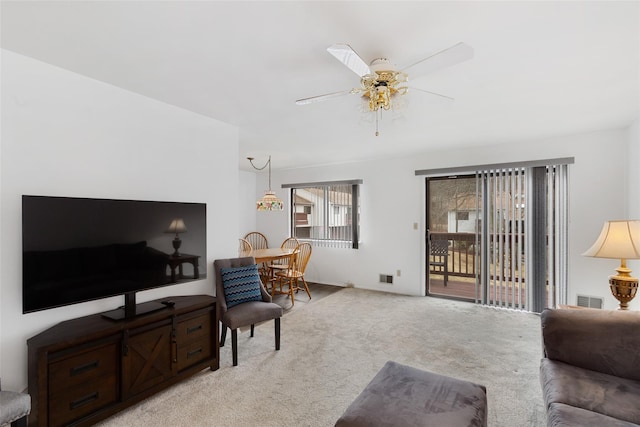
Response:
[[0, 390, 31, 427], [335, 361, 487, 427]]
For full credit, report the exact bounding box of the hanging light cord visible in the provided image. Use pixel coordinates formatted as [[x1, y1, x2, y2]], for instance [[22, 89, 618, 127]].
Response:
[[247, 156, 272, 190]]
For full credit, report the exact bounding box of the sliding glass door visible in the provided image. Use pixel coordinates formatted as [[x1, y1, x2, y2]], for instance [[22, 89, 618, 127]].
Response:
[[425, 163, 569, 312], [426, 176, 479, 302]]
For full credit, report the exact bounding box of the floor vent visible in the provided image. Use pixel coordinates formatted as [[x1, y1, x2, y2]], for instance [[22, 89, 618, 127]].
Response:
[[379, 274, 393, 284], [576, 295, 603, 309]]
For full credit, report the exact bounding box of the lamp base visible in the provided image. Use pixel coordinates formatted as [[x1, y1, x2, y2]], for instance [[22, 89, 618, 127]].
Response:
[[172, 237, 182, 256], [609, 274, 638, 310]]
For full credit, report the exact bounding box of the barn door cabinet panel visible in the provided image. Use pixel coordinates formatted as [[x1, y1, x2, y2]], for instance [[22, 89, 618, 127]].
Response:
[[121, 323, 174, 399], [28, 295, 218, 427]]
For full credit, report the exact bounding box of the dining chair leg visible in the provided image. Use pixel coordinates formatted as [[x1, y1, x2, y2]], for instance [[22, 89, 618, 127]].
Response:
[[289, 278, 295, 305], [232, 329, 238, 366], [272, 276, 286, 298], [220, 325, 227, 347], [301, 277, 312, 299], [250, 324, 255, 337], [275, 318, 280, 350]]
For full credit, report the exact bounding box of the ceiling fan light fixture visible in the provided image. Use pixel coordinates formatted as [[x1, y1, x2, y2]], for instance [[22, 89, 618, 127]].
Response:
[[296, 42, 473, 135]]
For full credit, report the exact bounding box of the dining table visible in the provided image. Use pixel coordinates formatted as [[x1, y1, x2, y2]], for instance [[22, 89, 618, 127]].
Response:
[[238, 247, 295, 264]]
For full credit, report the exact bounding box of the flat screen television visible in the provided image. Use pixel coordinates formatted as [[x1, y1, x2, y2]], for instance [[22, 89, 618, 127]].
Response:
[[22, 195, 206, 319]]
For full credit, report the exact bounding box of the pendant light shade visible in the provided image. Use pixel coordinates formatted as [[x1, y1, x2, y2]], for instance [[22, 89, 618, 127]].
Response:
[[257, 190, 284, 211]]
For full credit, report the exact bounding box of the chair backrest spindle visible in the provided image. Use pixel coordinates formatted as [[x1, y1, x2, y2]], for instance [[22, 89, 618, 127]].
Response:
[[244, 232, 268, 250]]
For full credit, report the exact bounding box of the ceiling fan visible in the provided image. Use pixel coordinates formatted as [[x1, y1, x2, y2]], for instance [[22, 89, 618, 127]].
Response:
[[296, 42, 474, 135]]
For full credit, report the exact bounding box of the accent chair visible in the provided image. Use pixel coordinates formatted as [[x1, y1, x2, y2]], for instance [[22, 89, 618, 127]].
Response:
[[214, 257, 283, 366]]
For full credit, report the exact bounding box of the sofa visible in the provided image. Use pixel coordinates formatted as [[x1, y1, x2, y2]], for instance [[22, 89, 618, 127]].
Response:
[[23, 241, 170, 312], [540, 308, 640, 426]]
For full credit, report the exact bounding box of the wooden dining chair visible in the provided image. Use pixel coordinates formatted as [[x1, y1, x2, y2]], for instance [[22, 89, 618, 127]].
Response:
[[266, 237, 299, 290], [268, 237, 299, 273], [273, 242, 312, 306], [243, 232, 268, 249], [244, 232, 270, 281], [238, 238, 252, 254]]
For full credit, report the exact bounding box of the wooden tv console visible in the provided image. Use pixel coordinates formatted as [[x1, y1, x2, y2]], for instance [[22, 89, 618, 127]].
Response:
[[27, 295, 219, 427]]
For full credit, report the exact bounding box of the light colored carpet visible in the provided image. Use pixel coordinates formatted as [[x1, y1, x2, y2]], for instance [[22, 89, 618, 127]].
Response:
[[96, 288, 546, 427]]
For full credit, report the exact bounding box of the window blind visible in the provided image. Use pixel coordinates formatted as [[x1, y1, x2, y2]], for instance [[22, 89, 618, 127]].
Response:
[[283, 180, 362, 249]]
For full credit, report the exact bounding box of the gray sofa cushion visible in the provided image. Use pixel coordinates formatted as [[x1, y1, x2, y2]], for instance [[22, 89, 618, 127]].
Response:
[[335, 360, 487, 427], [548, 403, 640, 427], [541, 309, 640, 381], [541, 358, 640, 425]]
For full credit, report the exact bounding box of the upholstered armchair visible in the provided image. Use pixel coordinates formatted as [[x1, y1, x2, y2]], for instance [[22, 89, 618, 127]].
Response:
[[214, 257, 283, 366]]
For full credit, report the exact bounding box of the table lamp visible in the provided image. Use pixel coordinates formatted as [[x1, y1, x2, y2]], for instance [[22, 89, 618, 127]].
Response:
[[165, 218, 187, 256], [582, 220, 640, 310]]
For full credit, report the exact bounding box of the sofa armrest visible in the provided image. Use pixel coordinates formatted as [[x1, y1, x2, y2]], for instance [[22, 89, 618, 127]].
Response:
[[541, 308, 640, 381]]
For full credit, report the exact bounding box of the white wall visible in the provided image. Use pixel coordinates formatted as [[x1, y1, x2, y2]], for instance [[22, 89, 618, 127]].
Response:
[[628, 120, 640, 218], [0, 50, 239, 391], [258, 127, 634, 310], [238, 170, 257, 238], [627, 119, 640, 294]]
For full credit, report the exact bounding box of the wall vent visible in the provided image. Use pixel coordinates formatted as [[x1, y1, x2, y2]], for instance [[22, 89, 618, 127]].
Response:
[[379, 274, 393, 284], [576, 295, 603, 309]]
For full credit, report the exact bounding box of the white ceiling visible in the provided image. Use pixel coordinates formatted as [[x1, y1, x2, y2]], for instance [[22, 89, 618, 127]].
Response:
[[2, 1, 639, 171]]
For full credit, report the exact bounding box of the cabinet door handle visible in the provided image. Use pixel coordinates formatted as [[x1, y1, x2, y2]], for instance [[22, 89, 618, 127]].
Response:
[[187, 348, 203, 359], [172, 341, 177, 363], [70, 360, 98, 377], [70, 392, 99, 410], [187, 324, 203, 334]]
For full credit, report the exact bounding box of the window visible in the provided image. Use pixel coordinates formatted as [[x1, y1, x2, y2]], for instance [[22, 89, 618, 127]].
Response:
[[456, 211, 470, 221], [283, 180, 362, 249]]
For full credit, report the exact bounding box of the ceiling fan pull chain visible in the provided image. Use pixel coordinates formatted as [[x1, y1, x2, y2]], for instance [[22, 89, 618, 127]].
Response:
[[375, 110, 380, 136]]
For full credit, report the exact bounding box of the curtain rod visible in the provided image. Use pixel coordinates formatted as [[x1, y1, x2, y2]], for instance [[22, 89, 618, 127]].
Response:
[[282, 179, 363, 189], [414, 157, 575, 177]]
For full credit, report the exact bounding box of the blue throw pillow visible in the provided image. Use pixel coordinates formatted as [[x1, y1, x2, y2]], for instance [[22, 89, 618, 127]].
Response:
[[220, 264, 263, 308]]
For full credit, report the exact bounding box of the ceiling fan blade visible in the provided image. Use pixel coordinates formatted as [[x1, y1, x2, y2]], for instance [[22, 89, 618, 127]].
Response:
[[295, 89, 353, 106], [327, 44, 371, 77], [401, 42, 473, 79], [409, 87, 455, 102]]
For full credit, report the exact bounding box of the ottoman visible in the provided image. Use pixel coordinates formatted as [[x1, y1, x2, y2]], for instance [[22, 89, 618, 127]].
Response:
[[335, 361, 487, 427]]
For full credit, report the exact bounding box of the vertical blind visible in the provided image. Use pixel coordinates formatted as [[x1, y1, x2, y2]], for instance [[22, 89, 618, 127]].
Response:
[[476, 167, 528, 309], [547, 164, 569, 308], [476, 164, 569, 311]]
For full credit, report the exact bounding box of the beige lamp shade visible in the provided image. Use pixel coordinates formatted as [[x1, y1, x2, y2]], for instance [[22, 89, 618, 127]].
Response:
[[582, 220, 640, 259], [583, 220, 640, 310], [165, 218, 187, 235]]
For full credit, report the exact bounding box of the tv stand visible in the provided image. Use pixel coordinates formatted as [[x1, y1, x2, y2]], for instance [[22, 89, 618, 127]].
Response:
[[28, 295, 218, 427], [101, 293, 167, 320]]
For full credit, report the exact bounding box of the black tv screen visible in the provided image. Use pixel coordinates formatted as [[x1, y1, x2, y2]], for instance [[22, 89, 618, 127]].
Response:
[[22, 195, 206, 316]]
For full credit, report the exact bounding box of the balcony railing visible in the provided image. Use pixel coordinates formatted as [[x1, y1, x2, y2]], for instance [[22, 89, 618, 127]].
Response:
[[429, 231, 526, 283]]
